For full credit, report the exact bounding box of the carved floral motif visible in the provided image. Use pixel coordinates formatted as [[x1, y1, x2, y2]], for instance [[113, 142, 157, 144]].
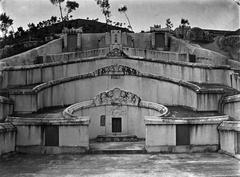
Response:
[[106, 48, 124, 57], [94, 88, 141, 106], [94, 64, 140, 76]]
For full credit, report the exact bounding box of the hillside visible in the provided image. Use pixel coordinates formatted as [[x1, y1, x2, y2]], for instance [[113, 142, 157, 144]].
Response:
[[0, 19, 131, 59]]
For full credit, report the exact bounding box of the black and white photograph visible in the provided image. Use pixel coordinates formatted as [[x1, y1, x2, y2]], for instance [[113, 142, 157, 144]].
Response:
[[0, 0, 239, 176]]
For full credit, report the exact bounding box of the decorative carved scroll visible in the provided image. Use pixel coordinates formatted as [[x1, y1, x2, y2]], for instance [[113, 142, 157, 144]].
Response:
[[94, 64, 140, 76], [106, 48, 127, 57], [94, 88, 141, 106]]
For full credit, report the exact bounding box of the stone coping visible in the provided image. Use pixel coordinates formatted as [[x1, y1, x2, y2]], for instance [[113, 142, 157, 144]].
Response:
[[144, 115, 229, 125], [218, 121, 240, 131], [63, 88, 169, 119], [6, 116, 90, 126], [0, 48, 232, 71], [0, 96, 14, 104], [1, 48, 110, 71], [0, 123, 16, 133], [123, 47, 179, 55], [221, 94, 240, 103]]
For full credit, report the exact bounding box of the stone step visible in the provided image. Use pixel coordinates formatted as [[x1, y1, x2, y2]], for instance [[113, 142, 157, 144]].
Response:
[[94, 135, 141, 142], [88, 149, 147, 154], [89, 141, 146, 154]]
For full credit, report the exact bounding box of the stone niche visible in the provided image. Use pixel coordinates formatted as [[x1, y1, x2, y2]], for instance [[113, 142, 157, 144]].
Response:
[[62, 27, 83, 52]]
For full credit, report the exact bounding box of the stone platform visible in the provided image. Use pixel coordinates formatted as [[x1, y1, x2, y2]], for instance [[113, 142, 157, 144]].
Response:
[[0, 153, 239, 177]]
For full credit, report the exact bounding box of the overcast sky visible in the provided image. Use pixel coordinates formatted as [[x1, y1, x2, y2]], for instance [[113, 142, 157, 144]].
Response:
[[0, 0, 239, 32]]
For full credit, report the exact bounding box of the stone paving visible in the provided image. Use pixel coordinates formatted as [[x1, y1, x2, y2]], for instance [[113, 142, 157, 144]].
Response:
[[0, 153, 239, 177]]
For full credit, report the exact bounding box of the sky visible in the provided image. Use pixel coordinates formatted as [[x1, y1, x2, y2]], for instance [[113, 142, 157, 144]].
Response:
[[0, 0, 239, 33]]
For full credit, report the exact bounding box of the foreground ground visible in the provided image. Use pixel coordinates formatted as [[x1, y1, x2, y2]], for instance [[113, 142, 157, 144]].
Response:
[[0, 153, 239, 177]]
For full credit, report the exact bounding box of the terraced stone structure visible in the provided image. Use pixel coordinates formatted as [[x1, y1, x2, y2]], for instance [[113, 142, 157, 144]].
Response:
[[0, 29, 239, 158]]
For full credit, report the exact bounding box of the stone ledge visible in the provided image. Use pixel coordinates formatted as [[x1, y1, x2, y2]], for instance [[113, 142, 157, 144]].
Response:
[[145, 145, 219, 153], [6, 116, 90, 126], [0, 96, 14, 104], [145, 115, 229, 125], [0, 123, 16, 133], [218, 121, 240, 131], [16, 145, 89, 154], [222, 94, 240, 103]]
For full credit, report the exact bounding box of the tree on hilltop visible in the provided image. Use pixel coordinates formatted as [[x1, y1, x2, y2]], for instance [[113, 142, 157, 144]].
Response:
[[118, 5, 133, 31], [0, 13, 13, 38], [95, 0, 111, 30], [50, 0, 65, 21]]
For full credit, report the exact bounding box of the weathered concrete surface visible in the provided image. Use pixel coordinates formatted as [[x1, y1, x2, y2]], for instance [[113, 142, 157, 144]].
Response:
[[0, 153, 239, 177]]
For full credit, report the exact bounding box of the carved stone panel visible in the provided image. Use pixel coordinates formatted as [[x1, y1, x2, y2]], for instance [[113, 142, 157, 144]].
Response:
[[94, 64, 140, 76], [94, 88, 141, 106]]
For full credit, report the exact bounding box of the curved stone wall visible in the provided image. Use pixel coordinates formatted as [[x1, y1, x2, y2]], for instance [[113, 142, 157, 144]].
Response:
[[9, 65, 201, 113], [221, 94, 240, 120], [0, 55, 232, 89], [63, 88, 169, 118], [34, 75, 197, 111], [63, 88, 169, 139]]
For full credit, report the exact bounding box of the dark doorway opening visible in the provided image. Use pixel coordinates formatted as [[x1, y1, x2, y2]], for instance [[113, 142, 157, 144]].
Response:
[[176, 125, 190, 145], [112, 117, 122, 133], [45, 126, 59, 146]]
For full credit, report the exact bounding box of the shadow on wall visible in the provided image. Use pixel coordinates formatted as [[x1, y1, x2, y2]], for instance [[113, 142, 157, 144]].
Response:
[[0, 38, 63, 66], [169, 36, 228, 65]]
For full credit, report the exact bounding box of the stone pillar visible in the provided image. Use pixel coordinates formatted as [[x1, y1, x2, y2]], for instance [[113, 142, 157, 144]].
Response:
[[164, 33, 169, 50], [77, 32, 82, 50], [0, 61, 6, 77], [151, 32, 155, 49], [122, 32, 128, 47], [63, 34, 68, 51], [105, 32, 111, 46]]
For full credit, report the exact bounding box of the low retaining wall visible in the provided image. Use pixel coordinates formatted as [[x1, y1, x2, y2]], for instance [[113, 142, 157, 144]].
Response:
[[170, 36, 228, 65], [221, 94, 240, 121], [1, 38, 63, 66], [0, 96, 14, 122], [123, 47, 188, 62], [7, 117, 89, 154], [218, 121, 240, 159], [145, 115, 228, 153], [227, 59, 240, 70], [45, 48, 109, 63], [0, 123, 16, 156]]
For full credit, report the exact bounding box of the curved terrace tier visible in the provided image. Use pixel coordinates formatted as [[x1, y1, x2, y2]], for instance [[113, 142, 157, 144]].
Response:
[[0, 48, 234, 89], [6, 64, 239, 114]]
